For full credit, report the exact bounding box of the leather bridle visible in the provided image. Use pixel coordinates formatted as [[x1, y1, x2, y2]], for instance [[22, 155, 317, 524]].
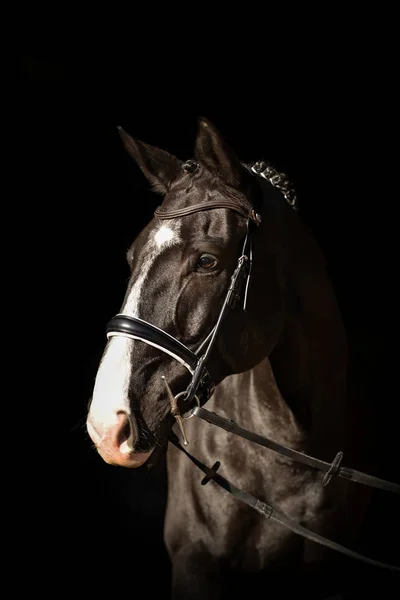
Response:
[[104, 163, 400, 573], [107, 178, 262, 420]]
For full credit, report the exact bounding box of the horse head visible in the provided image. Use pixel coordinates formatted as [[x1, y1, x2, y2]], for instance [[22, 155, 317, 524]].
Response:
[[87, 118, 285, 468]]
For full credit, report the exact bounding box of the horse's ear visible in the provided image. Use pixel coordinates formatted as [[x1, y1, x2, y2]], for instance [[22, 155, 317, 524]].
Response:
[[194, 117, 243, 187], [117, 127, 182, 194]]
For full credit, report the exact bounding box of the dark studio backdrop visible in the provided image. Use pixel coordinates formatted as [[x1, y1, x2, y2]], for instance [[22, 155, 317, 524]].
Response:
[[18, 48, 398, 595]]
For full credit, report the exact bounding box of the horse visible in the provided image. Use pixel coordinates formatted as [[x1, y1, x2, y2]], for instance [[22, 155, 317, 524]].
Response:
[[86, 118, 398, 598]]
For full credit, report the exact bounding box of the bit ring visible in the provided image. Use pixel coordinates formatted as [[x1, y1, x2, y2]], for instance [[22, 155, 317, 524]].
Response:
[[174, 392, 201, 420]]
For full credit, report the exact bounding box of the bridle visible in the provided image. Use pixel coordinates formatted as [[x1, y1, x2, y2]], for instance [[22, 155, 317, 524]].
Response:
[[107, 202, 256, 442], [107, 163, 263, 426], [105, 162, 400, 573]]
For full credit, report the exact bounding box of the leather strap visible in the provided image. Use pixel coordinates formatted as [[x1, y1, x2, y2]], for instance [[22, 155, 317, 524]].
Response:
[[155, 201, 261, 224], [106, 315, 213, 404], [170, 434, 400, 572], [192, 407, 400, 495], [107, 315, 198, 370]]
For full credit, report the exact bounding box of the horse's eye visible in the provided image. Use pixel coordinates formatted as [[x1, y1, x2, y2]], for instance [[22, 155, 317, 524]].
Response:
[[198, 254, 218, 270]]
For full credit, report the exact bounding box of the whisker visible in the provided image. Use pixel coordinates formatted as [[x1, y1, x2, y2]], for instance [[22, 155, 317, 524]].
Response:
[[70, 416, 88, 432]]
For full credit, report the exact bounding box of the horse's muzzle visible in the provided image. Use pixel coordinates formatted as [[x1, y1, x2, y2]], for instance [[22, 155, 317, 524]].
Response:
[[87, 411, 153, 468]]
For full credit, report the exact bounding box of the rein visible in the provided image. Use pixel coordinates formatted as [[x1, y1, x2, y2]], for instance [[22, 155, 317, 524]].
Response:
[[105, 162, 399, 573], [169, 434, 400, 573], [191, 406, 400, 495]]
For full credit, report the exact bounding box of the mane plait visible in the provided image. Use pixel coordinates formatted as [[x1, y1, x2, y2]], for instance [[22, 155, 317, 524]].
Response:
[[181, 158, 298, 210], [250, 161, 298, 210]]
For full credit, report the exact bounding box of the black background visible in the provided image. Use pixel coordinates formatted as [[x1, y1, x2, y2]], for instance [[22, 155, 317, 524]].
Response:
[[17, 43, 398, 596]]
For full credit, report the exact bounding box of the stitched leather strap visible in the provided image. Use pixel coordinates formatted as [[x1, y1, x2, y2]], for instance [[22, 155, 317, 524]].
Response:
[[155, 200, 261, 223], [107, 315, 198, 370], [106, 315, 214, 406]]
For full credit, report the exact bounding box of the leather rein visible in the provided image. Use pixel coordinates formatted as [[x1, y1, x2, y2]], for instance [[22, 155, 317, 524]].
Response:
[[106, 163, 399, 573]]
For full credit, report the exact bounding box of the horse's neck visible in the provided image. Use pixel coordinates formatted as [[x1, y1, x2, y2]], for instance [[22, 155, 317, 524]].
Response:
[[269, 212, 351, 459]]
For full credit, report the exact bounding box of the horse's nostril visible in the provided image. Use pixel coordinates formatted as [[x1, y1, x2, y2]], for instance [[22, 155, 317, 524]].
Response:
[[115, 411, 134, 451], [121, 418, 131, 443]]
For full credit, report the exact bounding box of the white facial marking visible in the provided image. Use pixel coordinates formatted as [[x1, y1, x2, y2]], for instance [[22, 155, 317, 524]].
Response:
[[123, 224, 179, 318], [89, 337, 133, 432], [154, 225, 175, 248], [89, 222, 180, 433]]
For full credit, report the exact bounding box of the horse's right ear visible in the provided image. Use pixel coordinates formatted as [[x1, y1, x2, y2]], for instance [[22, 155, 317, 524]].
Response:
[[117, 127, 182, 194]]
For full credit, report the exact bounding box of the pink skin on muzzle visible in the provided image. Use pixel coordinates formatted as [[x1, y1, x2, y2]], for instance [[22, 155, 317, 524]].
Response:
[[87, 412, 153, 468]]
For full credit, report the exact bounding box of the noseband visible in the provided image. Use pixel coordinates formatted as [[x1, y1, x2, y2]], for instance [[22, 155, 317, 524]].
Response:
[[107, 171, 263, 433]]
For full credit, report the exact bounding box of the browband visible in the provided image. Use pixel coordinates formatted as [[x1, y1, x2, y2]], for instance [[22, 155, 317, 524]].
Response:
[[155, 200, 262, 224]]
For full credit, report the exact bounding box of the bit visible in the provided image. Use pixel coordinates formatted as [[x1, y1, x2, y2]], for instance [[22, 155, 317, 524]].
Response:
[[162, 376, 189, 446]]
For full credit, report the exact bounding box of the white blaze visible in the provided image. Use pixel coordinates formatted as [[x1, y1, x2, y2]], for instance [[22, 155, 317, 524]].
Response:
[[89, 337, 134, 434], [123, 226, 176, 318], [89, 223, 180, 429]]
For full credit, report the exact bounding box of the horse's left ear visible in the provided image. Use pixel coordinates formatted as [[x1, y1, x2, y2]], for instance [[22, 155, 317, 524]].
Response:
[[117, 126, 182, 194], [194, 117, 244, 187]]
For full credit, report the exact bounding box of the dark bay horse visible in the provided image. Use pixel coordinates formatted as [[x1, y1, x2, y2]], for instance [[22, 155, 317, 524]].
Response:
[[86, 119, 396, 598]]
